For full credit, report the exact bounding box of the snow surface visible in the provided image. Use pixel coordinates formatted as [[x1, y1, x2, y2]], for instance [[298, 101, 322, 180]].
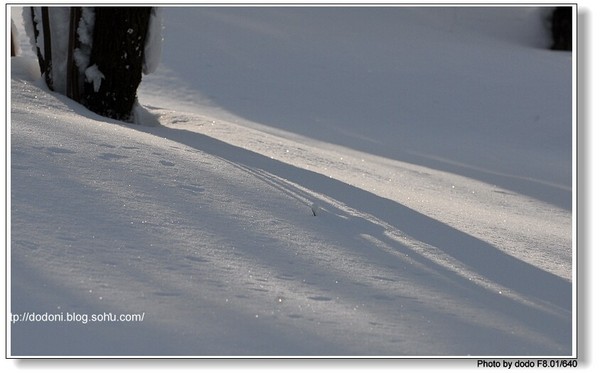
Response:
[[9, 6, 573, 357]]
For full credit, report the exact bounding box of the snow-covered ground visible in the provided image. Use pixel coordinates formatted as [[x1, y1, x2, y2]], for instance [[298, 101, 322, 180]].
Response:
[[8, 6, 573, 357]]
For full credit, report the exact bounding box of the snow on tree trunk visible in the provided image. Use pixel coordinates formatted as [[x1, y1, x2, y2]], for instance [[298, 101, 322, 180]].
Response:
[[73, 8, 95, 76], [22, 7, 43, 67], [25, 7, 53, 89], [11, 18, 21, 56], [24, 7, 72, 93], [23, 6, 160, 123], [81, 7, 153, 121]]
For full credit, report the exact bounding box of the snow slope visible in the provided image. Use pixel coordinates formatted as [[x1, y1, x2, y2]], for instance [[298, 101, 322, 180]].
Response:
[[9, 6, 573, 357], [139, 7, 572, 210]]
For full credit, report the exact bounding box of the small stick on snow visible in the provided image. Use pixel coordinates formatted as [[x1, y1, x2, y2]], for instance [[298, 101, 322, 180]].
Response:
[[311, 202, 320, 216]]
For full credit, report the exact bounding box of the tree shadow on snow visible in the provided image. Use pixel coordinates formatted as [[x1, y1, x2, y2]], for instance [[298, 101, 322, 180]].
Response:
[[132, 123, 572, 349]]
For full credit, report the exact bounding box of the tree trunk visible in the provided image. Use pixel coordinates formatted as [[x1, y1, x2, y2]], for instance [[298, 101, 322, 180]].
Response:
[[66, 7, 82, 101], [40, 7, 54, 90], [550, 7, 572, 51], [29, 7, 54, 89], [81, 7, 152, 121], [11, 29, 16, 56]]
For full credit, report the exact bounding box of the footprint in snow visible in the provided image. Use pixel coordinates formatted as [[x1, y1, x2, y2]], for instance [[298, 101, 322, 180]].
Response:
[[46, 147, 76, 155], [159, 160, 176, 167], [99, 153, 128, 161], [308, 296, 332, 302], [179, 184, 205, 194]]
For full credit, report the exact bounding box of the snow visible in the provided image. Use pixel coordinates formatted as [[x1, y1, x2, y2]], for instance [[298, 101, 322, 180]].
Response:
[[84, 64, 104, 92], [73, 7, 95, 74], [8, 5, 575, 359]]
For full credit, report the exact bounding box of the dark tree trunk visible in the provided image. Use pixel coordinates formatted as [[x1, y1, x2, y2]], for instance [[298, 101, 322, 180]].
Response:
[[550, 7, 572, 51], [40, 7, 54, 90], [67, 7, 82, 102], [11, 29, 16, 56], [81, 7, 152, 121]]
